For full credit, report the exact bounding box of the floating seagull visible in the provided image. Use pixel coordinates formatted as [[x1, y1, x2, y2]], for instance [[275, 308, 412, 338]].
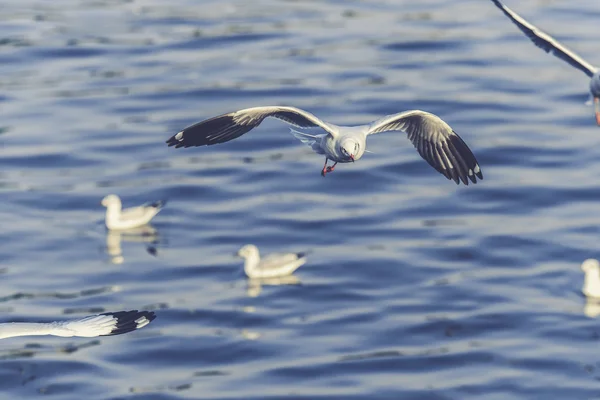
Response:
[[237, 244, 307, 279], [101, 194, 165, 230], [490, 0, 600, 125], [581, 259, 600, 298], [0, 310, 155, 340], [166, 106, 483, 184]]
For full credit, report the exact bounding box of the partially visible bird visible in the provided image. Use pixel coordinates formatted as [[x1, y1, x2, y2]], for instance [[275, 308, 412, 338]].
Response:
[[0, 310, 156, 340], [101, 194, 165, 230], [166, 106, 483, 184], [581, 259, 600, 298], [490, 0, 600, 125], [237, 244, 307, 279]]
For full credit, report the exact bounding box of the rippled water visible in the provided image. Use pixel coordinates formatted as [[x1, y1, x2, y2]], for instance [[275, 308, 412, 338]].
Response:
[[2, 0, 600, 398]]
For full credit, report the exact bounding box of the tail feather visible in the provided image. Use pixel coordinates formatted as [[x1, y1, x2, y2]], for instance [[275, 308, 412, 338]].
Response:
[[290, 128, 319, 146]]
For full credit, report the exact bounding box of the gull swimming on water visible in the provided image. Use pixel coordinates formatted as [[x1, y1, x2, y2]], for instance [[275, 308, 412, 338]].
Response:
[[237, 244, 307, 279], [581, 259, 600, 298], [490, 0, 600, 125], [102, 194, 165, 230], [0, 310, 155, 340], [166, 106, 483, 184]]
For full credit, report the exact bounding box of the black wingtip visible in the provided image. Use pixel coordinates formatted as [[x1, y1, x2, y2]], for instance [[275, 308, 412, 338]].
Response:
[[166, 136, 179, 147], [165, 114, 253, 149], [101, 310, 156, 336], [446, 132, 483, 186], [166, 130, 190, 148], [296, 252, 307, 259], [490, 0, 504, 9], [150, 199, 167, 209]]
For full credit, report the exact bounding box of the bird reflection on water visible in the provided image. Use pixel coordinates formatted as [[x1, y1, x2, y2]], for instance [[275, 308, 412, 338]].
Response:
[[246, 275, 302, 298], [105, 225, 161, 264], [583, 299, 600, 318]]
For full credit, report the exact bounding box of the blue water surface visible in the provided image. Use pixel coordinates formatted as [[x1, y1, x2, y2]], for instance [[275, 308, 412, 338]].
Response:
[[2, 0, 600, 398]]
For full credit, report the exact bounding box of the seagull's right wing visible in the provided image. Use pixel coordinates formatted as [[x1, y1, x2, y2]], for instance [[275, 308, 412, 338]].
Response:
[[491, 0, 596, 77], [0, 310, 155, 340], [166, 106, 338, 148]]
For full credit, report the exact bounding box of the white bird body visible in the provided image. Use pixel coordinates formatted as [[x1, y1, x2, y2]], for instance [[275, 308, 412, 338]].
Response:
[[490, 0, 600, 125], [237, 244, 307, 279], [581, 259, 600, 299], [102, 194, 165, 230], [167, 106, 482, 184], [0, 310, 155, 340]]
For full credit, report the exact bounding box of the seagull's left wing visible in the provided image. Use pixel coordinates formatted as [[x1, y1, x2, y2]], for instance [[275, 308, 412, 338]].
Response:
[[367, 110, 483, 185], [491, 0, 596, 78], [0, 310, 156, 340], [166, 106, 337, 148]]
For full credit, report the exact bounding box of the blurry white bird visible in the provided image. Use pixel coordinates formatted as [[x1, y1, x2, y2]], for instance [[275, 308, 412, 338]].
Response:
[[581, 259, 600, 298], [166, 106, 483, 184], [490, 0, 600, 125], [101, 194, 165, 230], [0, 310, 155, 340], [237, 244, 307, 279]]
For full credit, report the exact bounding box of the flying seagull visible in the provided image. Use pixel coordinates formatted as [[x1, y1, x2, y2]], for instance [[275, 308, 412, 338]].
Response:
[[166, 106, 482, 184], [0, 310, 156, 340], [101, 194, 166, 230], [490, 0, 600, 125], [237, 244, 307, 279]]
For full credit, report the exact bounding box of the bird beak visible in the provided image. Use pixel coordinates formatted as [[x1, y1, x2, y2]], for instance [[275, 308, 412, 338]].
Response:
[[350, 154, 355, 163], [594, 97, 600, 126]]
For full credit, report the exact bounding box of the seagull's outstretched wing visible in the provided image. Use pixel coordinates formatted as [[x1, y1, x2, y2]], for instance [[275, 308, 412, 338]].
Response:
[[0, 310, 156, 340], [491, 0, 596, 78], [166, 106, 338, 148], [367, 110, 482, 185]]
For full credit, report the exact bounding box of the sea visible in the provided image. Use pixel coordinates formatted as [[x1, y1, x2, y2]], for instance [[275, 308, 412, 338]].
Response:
[[1, 0, 600, 398]]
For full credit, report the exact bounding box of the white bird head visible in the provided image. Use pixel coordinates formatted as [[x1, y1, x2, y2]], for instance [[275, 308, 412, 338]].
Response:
[[581, 258, 600, 273], [237, 244, 259, 259], [101, 194, 121, 208], [340, 138, 360, 162]]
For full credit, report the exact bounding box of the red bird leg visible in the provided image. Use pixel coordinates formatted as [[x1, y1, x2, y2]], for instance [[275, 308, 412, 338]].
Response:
[[321, 158, 330, 177], [326, 162, 338, 173], [595, 97, 600, 126]]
